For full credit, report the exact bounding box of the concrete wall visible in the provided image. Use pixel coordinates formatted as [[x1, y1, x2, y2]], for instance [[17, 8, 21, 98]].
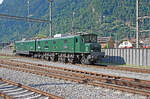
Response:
[[102, 48, 150, 66]]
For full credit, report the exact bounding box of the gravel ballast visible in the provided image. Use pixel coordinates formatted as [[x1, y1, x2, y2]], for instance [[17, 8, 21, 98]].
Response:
[[0, 68, 148, 99], [12, 58, 150, 81]]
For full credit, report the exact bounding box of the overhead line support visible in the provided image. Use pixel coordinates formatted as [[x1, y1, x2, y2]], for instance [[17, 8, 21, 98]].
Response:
[[48, 0, 53, 38], [136, 0, 150, 48]]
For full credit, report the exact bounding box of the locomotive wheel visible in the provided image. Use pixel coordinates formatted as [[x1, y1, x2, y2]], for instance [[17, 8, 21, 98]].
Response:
[[61, 57, 64, 63], [51, 56, 58, 62], [69, 58, 75, 64], [81, 56, 91, 65], [33, 54, 38, 58], [46, 57, 51, 61], [58, 57, 61, 62], [81, 57, 86, 64], [71, 59, 75, 64], [62, 58, 68, 63], [51, 57, 55, 62], [41, 55, 45, 60]]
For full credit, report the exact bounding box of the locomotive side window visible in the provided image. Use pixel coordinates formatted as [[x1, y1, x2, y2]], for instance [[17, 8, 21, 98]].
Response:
[[64, 40, 67, 43], [82, 34, 97, 43], [81, 38, 84, 43], [45, 41, 48, 44], [75, 38, 78, 43], [53, 41, 56, 44], [38, 41, 40, 45]]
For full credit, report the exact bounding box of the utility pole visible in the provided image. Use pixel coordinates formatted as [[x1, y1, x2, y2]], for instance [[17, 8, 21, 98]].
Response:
[[27, 0, 31, 31], [136, 0, 139, 48], [136, 0, 150, 48], [27, 0, 29, 20], [48, 0, 53, 38], [72, 11, 75, 34]]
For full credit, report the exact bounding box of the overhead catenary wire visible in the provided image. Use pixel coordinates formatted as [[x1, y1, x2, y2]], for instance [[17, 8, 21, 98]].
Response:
[[27, 0, 31, 28], [0, 13, 50, 23], [48, 0, 53, 38]]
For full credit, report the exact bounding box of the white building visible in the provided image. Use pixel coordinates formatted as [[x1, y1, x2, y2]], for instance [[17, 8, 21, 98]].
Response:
[[118, 41, 133, 48]]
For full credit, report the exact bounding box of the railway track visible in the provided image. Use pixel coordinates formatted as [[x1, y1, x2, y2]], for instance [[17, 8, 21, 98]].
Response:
[[0, 59, 150, 97], [0, 78, 63, 99], [78, 63, 150, 74], [0, 53, 150, 74]]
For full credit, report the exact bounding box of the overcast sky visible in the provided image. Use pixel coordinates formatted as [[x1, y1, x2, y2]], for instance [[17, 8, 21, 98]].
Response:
[[0, 0, 3, 4]]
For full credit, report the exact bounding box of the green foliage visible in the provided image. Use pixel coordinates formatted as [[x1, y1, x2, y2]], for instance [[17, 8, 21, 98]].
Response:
[[35, 34, 47, 39], [0, 0, 150, 42]]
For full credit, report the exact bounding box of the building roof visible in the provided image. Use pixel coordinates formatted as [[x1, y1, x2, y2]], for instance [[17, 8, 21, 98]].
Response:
[[143, 38, 150, 44], [97, 37, 113, 43]]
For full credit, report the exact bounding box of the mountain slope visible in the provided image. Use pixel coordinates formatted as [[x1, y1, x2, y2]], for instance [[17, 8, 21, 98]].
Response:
[[0, 0, 150, 42]]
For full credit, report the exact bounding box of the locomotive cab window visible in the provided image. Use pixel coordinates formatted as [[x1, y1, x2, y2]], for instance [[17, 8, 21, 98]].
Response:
[[82, 34, 97, 43], [53, 41, 56, 44], [38, 41, 40, 45]]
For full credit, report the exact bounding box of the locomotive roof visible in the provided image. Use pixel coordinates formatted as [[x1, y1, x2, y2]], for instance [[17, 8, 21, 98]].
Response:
[[36, 33, 97, 41], [15, 40, 35, 43], [37, 35, 78, 41], [15, 33, 97, 42]]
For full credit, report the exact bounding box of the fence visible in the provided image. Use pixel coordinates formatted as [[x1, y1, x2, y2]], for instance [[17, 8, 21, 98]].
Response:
[[102, 48, 150, 66]]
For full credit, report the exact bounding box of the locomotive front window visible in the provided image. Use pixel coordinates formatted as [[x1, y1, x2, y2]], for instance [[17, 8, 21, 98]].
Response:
[[82, 35, 97, 43]]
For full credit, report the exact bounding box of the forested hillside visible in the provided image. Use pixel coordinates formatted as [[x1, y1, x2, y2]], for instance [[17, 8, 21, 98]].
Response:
[[0, 0, 150, 42]]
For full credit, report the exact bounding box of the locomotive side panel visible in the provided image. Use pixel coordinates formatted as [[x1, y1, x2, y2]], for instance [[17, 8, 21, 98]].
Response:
[[55, 37, 75, 53], [15, 40, 35, 55], [36, 39, 52, 52]]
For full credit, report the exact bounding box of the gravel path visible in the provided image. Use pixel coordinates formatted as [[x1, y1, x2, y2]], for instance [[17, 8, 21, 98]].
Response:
[[0, 68, 148, 99], [12, 58, 150, 81]]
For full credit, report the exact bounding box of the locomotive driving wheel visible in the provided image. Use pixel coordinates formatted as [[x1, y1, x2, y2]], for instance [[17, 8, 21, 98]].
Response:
[[58, 57, 61, 62], [51, 56, 55, 62], [41, 55, 45, 60], [62, 57, 67, 63], [68, 58, 75, 64], [81, 56, 91, 65]]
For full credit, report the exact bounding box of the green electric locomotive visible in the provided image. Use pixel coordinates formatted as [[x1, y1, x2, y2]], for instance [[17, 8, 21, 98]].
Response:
[[15, 33, 103, 64]]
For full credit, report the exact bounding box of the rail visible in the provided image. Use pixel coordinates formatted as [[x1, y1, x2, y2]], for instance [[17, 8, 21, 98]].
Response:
[[0, 78, 63, 99], [0, 59, 149, 96]]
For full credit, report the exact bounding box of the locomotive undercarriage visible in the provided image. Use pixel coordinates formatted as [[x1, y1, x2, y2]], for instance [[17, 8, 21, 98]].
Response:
[[30, 52, 99, 65]]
